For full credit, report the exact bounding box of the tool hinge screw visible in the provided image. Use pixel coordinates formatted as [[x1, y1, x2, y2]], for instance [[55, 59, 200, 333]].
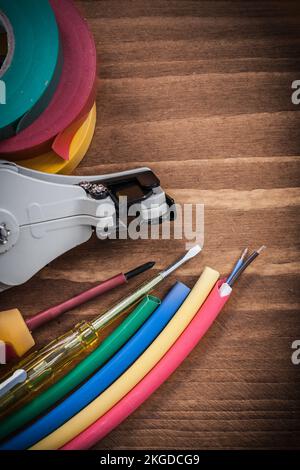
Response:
[[78, 181, 109, 200], [0, 223, 10, 245]]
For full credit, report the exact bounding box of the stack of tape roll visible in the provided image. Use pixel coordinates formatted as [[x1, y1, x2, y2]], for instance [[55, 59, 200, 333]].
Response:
[[0, 0, 97, 174]]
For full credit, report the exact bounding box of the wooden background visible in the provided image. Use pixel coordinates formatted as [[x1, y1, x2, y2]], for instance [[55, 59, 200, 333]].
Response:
[[1, 0, 300, 450]]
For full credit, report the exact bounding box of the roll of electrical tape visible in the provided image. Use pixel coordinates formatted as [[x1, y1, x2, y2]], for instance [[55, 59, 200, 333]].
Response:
[[0, 0, 97, 160], [0, 0, 61, 140], [19, 103, 96, 175]]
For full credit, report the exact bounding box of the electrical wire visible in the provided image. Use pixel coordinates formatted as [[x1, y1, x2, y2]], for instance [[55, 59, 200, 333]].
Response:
[[62, 248, 264, 450], [1, 244, 265, 451], [30, 267, 219, 450], [226, 248, 248, 284]]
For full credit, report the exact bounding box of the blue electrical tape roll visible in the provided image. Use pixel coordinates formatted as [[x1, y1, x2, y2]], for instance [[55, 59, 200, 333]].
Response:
[[1, 281, 190, 450]]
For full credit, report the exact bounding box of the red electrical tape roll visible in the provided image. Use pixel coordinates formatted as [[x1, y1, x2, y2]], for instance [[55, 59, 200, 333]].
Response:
[[0, 0, 97, 161]]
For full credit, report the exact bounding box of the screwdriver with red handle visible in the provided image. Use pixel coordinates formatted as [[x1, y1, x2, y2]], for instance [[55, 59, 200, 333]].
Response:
[[1, 261, 155, 361]]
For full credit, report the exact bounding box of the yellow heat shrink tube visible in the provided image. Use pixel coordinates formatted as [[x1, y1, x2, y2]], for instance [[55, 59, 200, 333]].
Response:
[[31, 266, 219, 450]]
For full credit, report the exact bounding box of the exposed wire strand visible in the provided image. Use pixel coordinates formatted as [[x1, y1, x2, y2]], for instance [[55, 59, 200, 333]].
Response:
[[228, 245, 266, 287]]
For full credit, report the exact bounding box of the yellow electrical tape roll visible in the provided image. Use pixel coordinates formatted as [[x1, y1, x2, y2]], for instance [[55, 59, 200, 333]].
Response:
[[31, 266, 219, 450], [19, 104, 96, 175]]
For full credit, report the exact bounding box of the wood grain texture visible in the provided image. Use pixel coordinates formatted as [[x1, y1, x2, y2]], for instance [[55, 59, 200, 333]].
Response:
[[1, 0, 300, 450]]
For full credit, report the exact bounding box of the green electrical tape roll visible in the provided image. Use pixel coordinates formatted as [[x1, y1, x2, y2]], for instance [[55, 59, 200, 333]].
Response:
[[0, 295, 161, 441], [0, 0, 61, 139]]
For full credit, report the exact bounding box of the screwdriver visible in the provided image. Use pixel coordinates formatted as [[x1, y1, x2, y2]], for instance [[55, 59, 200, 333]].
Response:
[[0, 245, 201, 413], [0, 262, 156, 361]]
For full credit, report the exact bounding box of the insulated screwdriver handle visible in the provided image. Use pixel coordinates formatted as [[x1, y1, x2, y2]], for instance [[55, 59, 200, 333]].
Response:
[[26, 274, 126, 331], [25, 261, 155, 331]]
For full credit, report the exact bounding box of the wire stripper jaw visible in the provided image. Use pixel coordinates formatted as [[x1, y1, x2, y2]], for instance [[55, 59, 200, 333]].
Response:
[[0, 161, 175, 291]]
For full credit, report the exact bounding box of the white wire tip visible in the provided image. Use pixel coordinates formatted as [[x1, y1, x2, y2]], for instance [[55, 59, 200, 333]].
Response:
[[257, 245, 266, 254]]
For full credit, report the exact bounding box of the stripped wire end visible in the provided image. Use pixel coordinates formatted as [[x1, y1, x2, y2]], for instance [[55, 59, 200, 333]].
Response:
[[257, 245, 266, 254]]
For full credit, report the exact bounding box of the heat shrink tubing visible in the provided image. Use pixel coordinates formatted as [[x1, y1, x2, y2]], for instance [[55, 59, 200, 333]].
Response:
[[0, 294, 160, 441], [63, 279, 231, 449], [2, 282, 191, 450], [30, 266, 219, 450]]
